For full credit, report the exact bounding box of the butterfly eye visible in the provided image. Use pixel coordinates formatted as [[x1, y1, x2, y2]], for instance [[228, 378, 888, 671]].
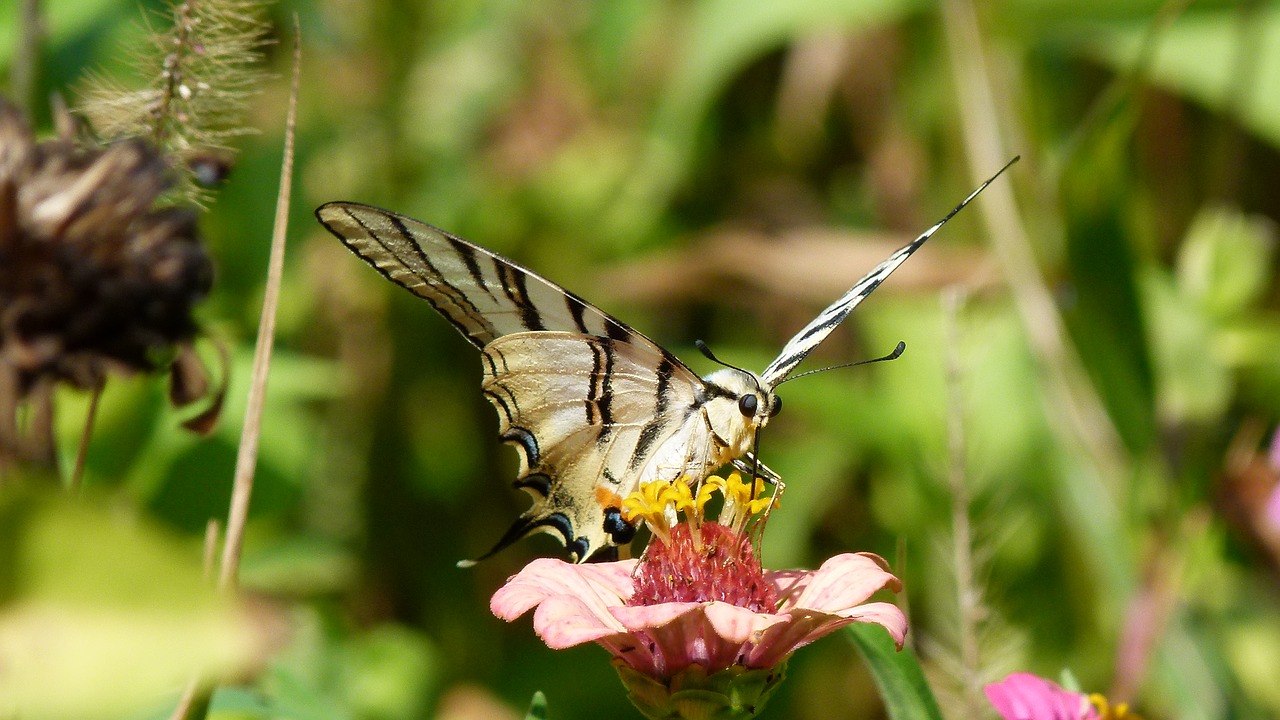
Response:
[[738, 394, 758, 417], [769, 396, 783, 417]]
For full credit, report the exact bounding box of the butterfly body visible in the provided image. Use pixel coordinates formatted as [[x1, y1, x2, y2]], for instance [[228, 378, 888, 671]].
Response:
[[699, 367, 779, 457], [316, 157, 1014, 563]]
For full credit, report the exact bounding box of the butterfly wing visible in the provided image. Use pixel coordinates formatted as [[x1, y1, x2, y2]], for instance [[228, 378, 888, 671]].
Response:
[[316, 202, 712, 562], [316, 202, 668, 350], [760, 158, 1018, 386], [477, 332, 709, 562], [757, 230, 933, 386]]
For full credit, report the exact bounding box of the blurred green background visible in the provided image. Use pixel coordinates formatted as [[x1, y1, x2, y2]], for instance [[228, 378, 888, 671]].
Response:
[[5, 0, 1280, 718]]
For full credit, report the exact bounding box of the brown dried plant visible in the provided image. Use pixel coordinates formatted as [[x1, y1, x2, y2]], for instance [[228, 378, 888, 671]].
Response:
[[0, 99, 213, 477]]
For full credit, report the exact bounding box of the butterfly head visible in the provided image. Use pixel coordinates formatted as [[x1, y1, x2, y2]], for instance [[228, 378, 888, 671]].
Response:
[[703, 368, 781, 453]]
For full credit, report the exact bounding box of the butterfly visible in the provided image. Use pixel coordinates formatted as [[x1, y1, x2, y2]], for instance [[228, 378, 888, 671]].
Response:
[[316, 157, 1016, 563]]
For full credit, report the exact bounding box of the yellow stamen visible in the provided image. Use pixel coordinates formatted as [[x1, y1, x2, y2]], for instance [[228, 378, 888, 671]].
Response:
[[715, 472, 779, 531], [666, 480, 695, 515], [695, 476, 722, 516], [622, 480, 672, 530], [620, 473, 779, 548], [1089, 694, 1139, 720]]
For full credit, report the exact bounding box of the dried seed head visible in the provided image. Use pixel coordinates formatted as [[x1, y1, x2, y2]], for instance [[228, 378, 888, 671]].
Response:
[[0, 98, 213, 396]]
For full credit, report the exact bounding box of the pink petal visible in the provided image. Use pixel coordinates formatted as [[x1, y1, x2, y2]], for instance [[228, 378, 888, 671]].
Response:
[[649, 607, 721, 674], [984, 672, 1095, 720], [836, 601, 908, 648], [775, 553, 901, 613], [702, 602, 786, 646], [746, 609, 844, 668], [531, 594, 629, 648], [578, 560, 640, 596], [611, 600, 705, 632], [745, 600, 908, 668], [609, 602, 784, 677], [610, 602, 717, 676], [766, 569, 812, 601], [491, 558, 636, 621]]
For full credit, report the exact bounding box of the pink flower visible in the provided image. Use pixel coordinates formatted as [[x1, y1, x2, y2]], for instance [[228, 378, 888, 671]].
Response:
[[491, 548, 906, 678], [984, 673, 1097, 720], [490, 475, 906, 718], [1265, 485, 1280, 530]]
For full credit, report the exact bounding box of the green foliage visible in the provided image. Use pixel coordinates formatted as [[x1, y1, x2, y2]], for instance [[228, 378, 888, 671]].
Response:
[[848, 625, 944, 720], [524, 691, 549, 720], [0, 490, 268, 720]]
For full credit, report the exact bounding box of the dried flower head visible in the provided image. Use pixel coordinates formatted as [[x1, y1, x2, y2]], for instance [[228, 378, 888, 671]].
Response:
[[0, 98, 212, 401]]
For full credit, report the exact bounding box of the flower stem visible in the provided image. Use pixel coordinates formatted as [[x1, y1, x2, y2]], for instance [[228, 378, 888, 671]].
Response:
[[943, 288, 985, 716], [217, 11, 300, 591], [69, 382, 103, 492], [151, 0, 197, 148]]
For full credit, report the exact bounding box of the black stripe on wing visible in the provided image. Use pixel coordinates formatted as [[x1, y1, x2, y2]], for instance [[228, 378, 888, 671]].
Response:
[[630, 355, 677, 469], [497, 261, 547, 332], [316, 202, 682, 360], [338, 206, 494, 344], [443, 233, 499, 303], [759, 157, 1018, 385]]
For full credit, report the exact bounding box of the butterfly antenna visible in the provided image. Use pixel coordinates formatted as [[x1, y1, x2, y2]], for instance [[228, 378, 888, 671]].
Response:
[[696, 340, 763, 392], [775, 340, 906, 386], [696, 339, 746, 374]]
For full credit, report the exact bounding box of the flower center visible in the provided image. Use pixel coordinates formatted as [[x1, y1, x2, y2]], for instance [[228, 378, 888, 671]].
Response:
[[628, 521, 778, 612], [621, 473, 780, 612]]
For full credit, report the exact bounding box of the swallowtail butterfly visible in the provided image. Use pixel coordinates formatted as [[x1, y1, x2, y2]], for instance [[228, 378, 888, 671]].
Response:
[[317, 157, 1016, 562]]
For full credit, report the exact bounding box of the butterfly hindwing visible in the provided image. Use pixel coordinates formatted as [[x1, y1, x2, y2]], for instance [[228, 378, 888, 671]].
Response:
[[477, 332, 708, 561]]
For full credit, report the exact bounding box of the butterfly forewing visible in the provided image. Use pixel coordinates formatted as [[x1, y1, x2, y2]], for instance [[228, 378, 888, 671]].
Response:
[[760, 157, 1019, 387], [318, 202, 716, 562], [759, 233, 929, 386], [317, 203, 661, 351]]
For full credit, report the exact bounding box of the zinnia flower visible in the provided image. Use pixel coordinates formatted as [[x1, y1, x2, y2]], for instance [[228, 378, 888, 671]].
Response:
[[985, 672, 1141, 720], [491, 473, 907, 719]]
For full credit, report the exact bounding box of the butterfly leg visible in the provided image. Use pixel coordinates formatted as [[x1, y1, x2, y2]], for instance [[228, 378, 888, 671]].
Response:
[[728, 454, 785, 541], [760, 475, 785, 520]]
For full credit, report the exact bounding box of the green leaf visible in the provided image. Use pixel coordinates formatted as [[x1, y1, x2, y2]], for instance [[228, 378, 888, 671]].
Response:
[[1177, 206, 1277, 319], [1085, 5, 1280, 149], [1059, 104, 1156, 453], [848, 624, 944, 720], [524, 691, 549, 720], [0, 490, 270, 720], [606, 0, 924, 244]]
